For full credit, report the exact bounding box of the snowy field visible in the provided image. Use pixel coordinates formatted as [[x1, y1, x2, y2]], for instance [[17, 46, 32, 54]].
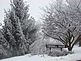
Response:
[[0, 46, 81, 61]]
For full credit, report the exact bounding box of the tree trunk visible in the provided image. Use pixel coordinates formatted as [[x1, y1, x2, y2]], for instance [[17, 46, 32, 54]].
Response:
[[68, 47, 72, 51], [79, 40, 81, 46]]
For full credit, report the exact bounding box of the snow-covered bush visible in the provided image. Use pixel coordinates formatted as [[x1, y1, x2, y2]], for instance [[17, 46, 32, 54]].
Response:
[[30, 29, 47, 55]]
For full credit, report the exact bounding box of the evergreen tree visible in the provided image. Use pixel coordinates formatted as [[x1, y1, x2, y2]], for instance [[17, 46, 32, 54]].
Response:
[[11, 0, 37, 45], [0, 30, 11, 58], [3, 10, 29, 55], [2, 0, 37, 56]]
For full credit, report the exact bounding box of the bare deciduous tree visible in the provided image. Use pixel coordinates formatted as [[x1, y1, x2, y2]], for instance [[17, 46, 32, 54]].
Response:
[[42, 0, 81, 51]]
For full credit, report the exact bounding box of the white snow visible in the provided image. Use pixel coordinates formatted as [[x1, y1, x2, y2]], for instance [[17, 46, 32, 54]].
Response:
[[0, 45, 81, 61]]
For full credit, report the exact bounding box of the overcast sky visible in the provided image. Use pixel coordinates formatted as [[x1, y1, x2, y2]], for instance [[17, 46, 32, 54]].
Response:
[[0, 0, 52, 25]]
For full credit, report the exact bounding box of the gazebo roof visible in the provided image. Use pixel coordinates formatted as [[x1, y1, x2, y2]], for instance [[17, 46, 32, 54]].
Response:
[[46, 38, 64, 45]]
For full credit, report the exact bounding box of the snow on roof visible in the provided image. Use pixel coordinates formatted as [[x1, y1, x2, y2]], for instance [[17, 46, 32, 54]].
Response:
[[46, 38, 64, 45]]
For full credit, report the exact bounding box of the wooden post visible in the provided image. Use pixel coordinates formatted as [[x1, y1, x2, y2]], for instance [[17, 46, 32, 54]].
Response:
[[61, 48, 62, 51]]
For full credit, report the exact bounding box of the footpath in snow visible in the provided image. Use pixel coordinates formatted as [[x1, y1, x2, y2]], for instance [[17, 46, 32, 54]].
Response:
[[0, 46, 81, 61]]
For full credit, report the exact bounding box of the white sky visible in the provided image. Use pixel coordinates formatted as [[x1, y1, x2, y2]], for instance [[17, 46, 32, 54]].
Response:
[[0, 0, 51, 25]]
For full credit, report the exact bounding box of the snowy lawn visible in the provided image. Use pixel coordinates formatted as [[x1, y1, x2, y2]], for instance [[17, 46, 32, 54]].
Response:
[[0, 46, 81, 61]]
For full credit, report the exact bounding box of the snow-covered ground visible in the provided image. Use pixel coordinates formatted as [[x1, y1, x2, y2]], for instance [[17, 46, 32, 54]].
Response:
[[0, 46, 81, 61]]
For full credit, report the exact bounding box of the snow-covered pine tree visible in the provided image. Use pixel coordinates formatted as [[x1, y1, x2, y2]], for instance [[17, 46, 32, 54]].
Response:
[[11, 0, 37, 45], [0, 29, 12, 58], [3, 10, 29, 55], [2, 0, 37, 56]]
